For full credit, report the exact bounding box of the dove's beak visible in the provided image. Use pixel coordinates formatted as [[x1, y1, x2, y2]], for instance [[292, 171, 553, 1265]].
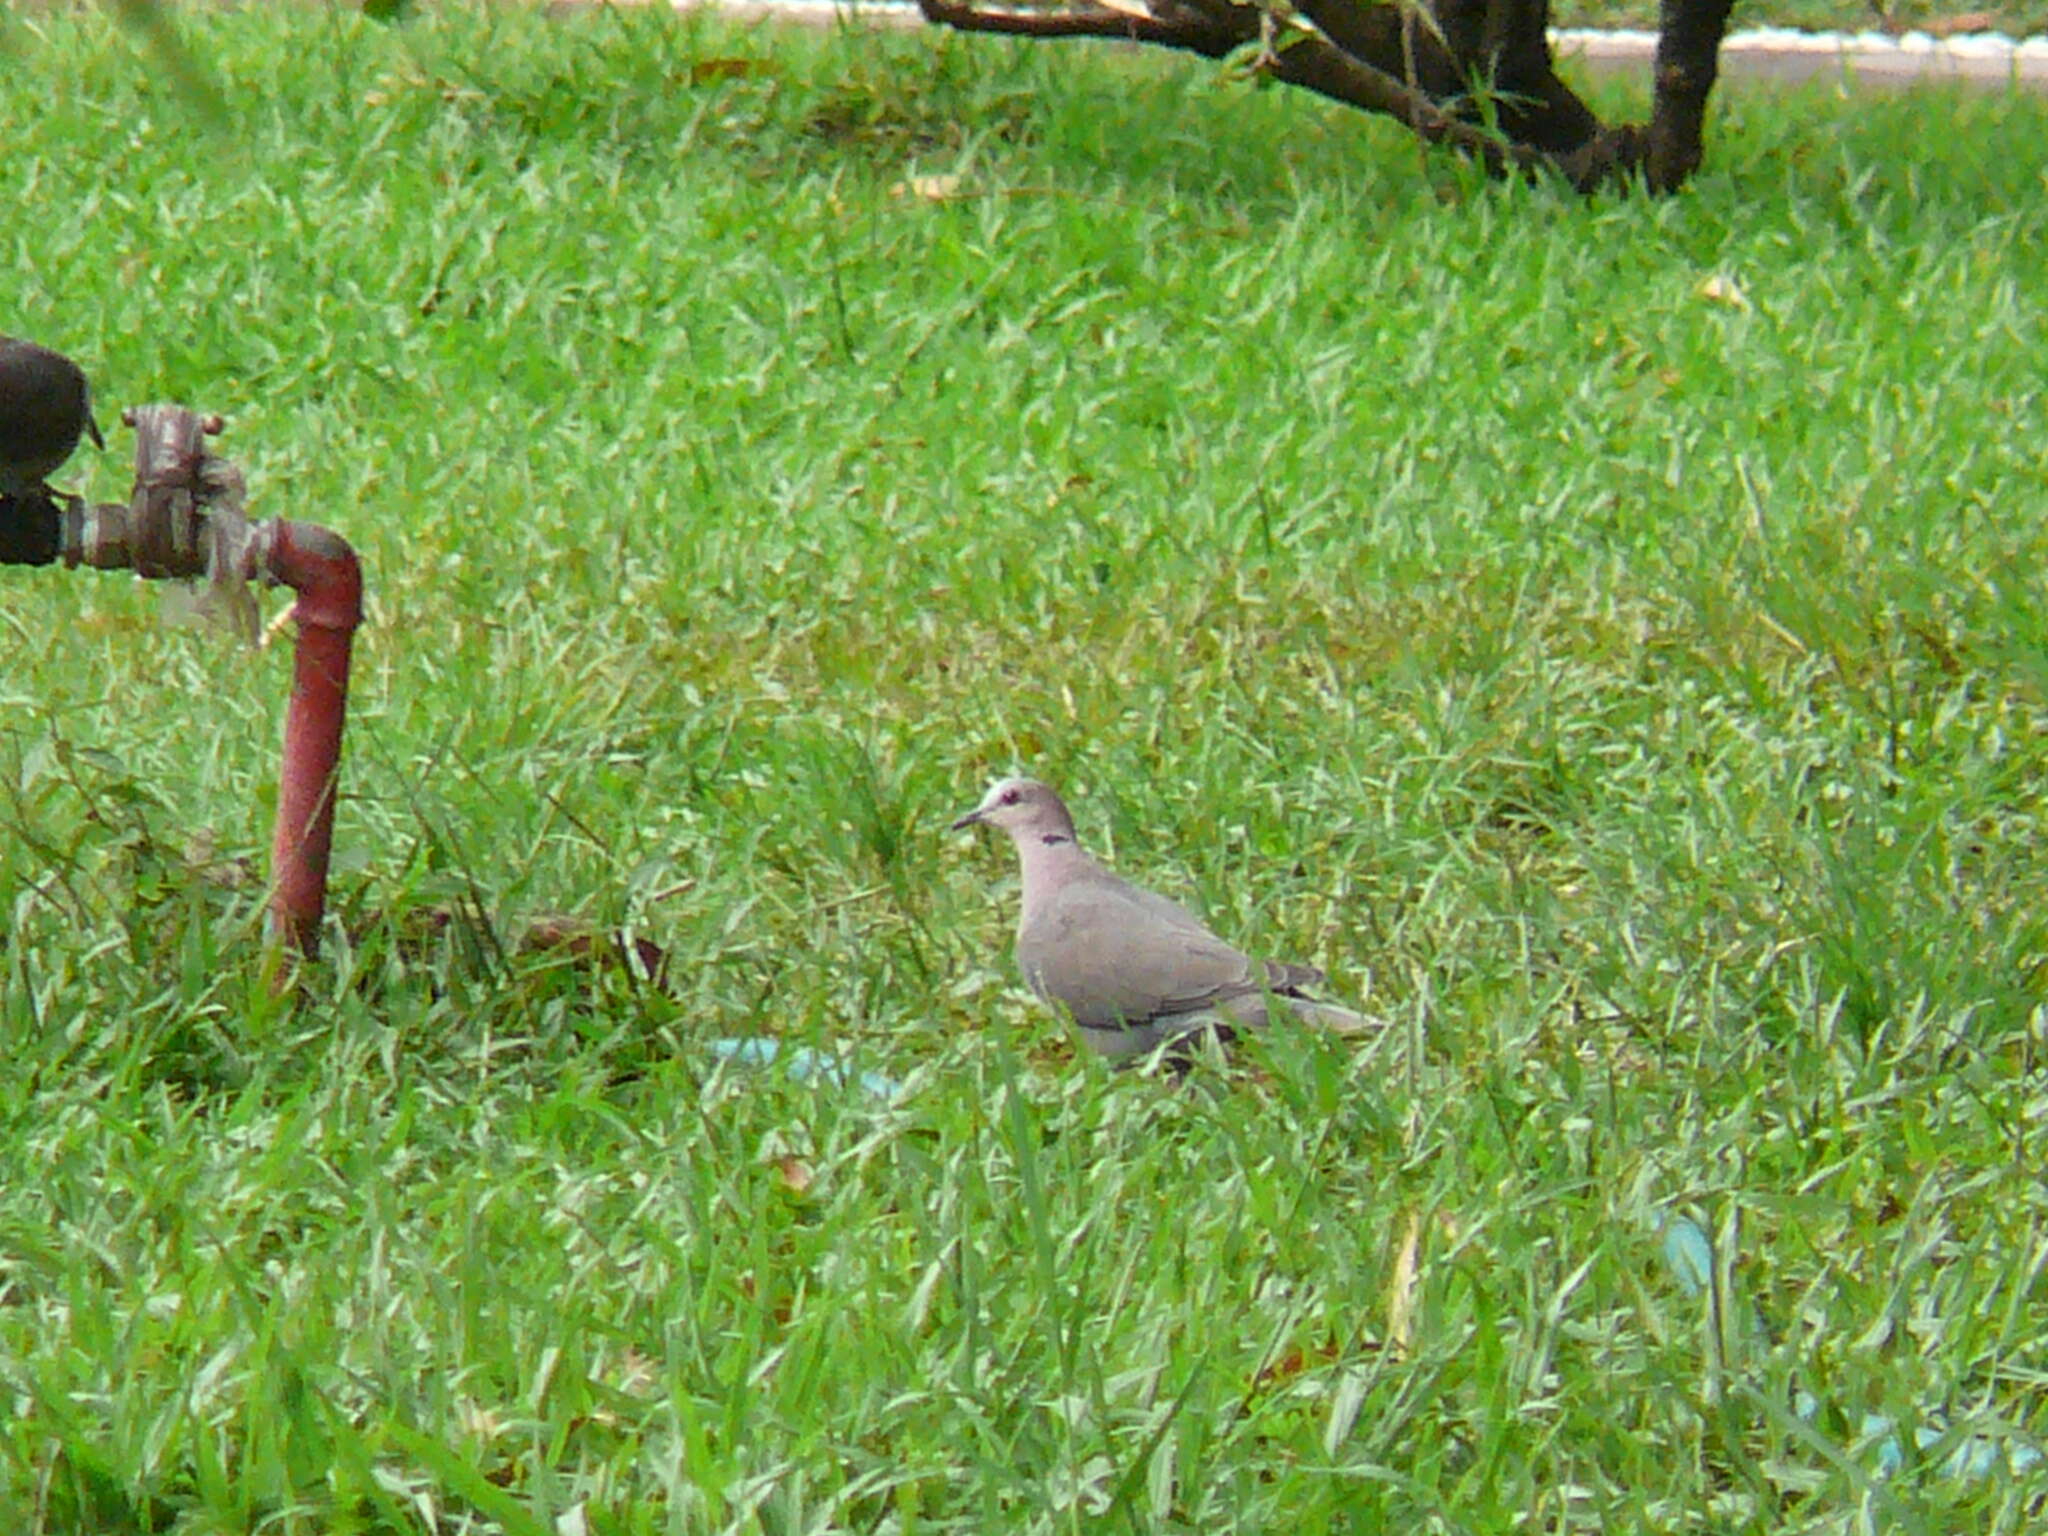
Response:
[[949, 808, 985, 832]]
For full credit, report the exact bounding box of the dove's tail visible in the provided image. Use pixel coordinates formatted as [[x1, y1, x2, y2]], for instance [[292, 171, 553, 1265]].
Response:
[[1282, 996, 1388, 1035]]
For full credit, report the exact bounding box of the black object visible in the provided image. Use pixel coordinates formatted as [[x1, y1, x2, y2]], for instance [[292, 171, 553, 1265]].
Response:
[[0, 491, 62, 566], [0, 334, 104, 496]]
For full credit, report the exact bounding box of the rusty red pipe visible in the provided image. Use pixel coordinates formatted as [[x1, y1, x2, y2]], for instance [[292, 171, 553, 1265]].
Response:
[[255, 519, 363, 958], [5, 404, 366, 964]]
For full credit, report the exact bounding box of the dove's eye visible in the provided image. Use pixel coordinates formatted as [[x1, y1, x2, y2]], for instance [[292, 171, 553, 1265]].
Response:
[[1000, 788, 1023, 806]]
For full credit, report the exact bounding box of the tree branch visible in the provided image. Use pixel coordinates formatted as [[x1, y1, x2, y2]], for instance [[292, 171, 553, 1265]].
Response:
[[918, 0, 1705, 193], [919, 0, 1562, 179], [916, 0, 1243, 54]]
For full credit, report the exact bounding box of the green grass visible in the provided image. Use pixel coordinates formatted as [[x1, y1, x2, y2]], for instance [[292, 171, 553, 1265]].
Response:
[[4, 3, 2048, 1531]]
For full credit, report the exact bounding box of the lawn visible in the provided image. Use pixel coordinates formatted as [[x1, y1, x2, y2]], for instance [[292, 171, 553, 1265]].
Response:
[[3, 3, 2048, 1531]]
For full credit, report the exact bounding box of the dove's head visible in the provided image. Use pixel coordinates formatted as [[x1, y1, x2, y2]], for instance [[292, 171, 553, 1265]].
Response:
[[950, 777, 1078, 847]]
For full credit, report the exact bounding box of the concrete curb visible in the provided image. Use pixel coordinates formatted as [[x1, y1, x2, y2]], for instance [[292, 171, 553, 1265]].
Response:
[[1557, 25, 2048, 88], [647, 1, 2048, 91]]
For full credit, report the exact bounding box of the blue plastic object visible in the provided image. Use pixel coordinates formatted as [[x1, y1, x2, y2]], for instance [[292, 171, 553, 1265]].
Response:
[[1659, 1214, 1715, 1299], [706, 1036, 902, 1099], [1652, 1211, 2042, 1484]]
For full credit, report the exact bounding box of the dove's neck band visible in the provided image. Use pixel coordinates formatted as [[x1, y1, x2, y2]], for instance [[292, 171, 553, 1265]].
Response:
[[1038, 833, 1073, 848]]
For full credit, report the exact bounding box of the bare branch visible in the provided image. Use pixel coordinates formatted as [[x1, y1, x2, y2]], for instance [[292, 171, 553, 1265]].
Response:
[[917, 0, 1736, 195], [917, 0, 1241, 53]]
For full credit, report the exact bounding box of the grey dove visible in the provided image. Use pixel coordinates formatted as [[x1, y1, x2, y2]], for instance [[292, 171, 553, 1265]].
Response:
[[951, 777, 1378, 1063], [0, 335, 104, 497]]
